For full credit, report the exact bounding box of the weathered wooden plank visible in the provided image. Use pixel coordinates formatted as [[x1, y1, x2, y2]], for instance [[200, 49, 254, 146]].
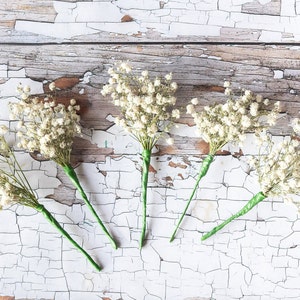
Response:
[[0, 43, 299, 160], [1, 0, 300, 43], [0, 0, 55, 31], [241, 0, 281, 16]]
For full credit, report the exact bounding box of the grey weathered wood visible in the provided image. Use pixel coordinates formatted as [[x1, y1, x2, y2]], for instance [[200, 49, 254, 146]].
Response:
[[0, 0, 298, 44], [241, 0, 281, 16], [0, 43, 299, 159]]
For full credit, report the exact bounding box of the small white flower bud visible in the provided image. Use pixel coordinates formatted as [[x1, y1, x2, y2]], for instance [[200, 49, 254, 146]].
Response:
[[191, 98, 198, 105], [49, 82, 56, 91]]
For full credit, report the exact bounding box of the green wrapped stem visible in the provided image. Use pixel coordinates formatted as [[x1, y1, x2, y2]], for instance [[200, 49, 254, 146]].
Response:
[[63, 164, 117, 250], [201, 191, 266, 241], [35, 204, 101, 272], [170, 154, 214, 242], [140, 149, 151, 249]]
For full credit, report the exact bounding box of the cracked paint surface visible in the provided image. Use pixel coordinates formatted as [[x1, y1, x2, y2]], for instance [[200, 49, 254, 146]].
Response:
[[0, 78, 300, 299], [3, 0, 300, 42], [1, 146, 300, 299], [0, 0, 300, 298]]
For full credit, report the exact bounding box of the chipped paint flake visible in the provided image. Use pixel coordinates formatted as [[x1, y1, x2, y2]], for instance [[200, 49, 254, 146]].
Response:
[[4, 0, 298, 42]]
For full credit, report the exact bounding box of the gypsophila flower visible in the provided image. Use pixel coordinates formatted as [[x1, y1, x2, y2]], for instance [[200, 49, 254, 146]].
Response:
[[191, 98, 199, 106], [171, 82, 280, 242], [250, 137, 300, 199], [0, 125, 8, 135], [0, 133, 48, 211], [102, 62, 180, 248], [10, 83, 81, 166], [101, 62, 179, 150], [49, 82, 56, 91], [0, 127, 10, 157], [223, 81, 231, 88], [10, 83, 117, 249], [0, 133, 101, 271], [291, 118, 300, 135], [201, 131, 300, 241], [187, 82, 280, 155], [172, 109, 180, 119]]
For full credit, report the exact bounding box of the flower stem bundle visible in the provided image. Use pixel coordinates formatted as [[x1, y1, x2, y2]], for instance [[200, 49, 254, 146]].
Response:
[[201, 192, 266, 241], [170, 82, 280, 241], [202, 127, 300, 240], [63, 164, 117, 249], [10, 83, 117, 249], [102, 62, 180, 248], [0, 131, 101, 271], [35, 203, 101, 271]]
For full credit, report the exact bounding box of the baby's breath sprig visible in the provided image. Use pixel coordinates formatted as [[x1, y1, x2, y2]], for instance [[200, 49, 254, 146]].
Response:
[[12, 83, 81, 166], [291, 118, 300, 136], [170, 82, 280, 242], [10, 83, 117, 249], [0, 129, 101, 271], [202, 126, 300, 240], [102, 62, 180, 248]]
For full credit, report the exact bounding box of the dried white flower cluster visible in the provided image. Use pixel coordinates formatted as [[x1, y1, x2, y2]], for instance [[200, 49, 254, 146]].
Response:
[[249, 135, 300, 206], [0, 131, 38, 210], [0, 126, 10, 157], [0, 176, 16, 209], [291, 118, 300, 135], [10, 84, 81, 166], [101, 62, 180, 150], [0, 129, 102, 270], [187, 82, 280, 155], [0, 175, 37, 210]]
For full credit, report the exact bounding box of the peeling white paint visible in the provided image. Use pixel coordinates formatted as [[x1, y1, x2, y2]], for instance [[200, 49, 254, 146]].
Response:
[[15, 21, 99, 39], [2, 120, 300, 299], [7, 140, 300, 299], [9, 0, 300, 42], [3, 2, 300, 298], [274, 69, 284, 79]]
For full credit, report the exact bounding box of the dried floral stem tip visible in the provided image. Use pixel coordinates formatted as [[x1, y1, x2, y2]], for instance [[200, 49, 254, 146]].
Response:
[[187, 83, 280, 156], [0, 132, 101, 271], [102, 62, 180, 248], [11, 84, 117, 249], [170, 154, 214, 242], [11, 85, 81, 166], [101, 62, 180, 148], [202, 131, 300, 241], [139, 149, 151, 249], [201, 192, 266, 241], [63, 165, 118, 250], [35, 204, 102, 271]]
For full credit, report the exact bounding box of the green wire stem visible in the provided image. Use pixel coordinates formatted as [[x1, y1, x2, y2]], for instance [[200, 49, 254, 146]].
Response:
[[170, 154, 214, 242], [35, 204, 101, 272], [63, 164, 117, 250], [201, 191, 266, 241], [139, 149, 151, 249]]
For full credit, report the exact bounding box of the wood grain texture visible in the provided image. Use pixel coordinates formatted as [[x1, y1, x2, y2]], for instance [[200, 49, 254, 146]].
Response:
[[0, 43, 298, 160], [2, 3, 300, 299], [1, 0, 300, 43], [1, 44, 298, 115], [241, 0, 281, 16]]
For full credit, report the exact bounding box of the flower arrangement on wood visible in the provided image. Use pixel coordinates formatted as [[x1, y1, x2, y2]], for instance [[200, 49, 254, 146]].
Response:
[[170, 82, 280, 242], [0, 127, 101, 271], [102, 62, 180, 248], [10, 83, 117, 249], [202, 122, 300, 240]]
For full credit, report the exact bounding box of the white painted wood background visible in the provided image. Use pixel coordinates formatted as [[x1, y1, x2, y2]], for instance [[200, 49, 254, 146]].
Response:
[[1, 1, 300, 299]]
